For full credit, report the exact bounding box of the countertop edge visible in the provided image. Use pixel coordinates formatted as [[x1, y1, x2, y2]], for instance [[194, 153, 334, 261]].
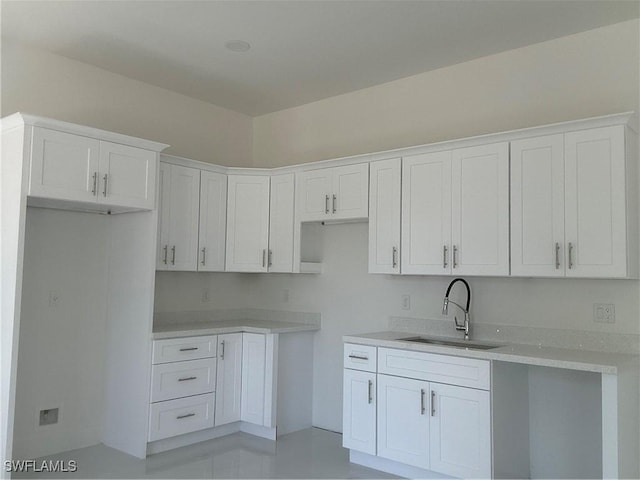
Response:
[[153, 323, 319, 340]]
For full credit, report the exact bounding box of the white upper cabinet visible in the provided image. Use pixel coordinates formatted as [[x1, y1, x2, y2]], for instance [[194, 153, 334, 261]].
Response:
[[369, 158, 401, 274], [511, 134, 565, 277], [297, 163, 369, 222], [564, 126, 630, 278], [225, 175, 271, 272], [198, 171, 227, 272], [401, 151, 452, 275], [451, 142, 510, 276], [30, 126, 157, 210], [157, 163, 200, 271], [268, 173, 295, 273]]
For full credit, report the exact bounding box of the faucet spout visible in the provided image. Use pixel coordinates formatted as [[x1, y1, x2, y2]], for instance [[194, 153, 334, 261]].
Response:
[[442, 278, 472, 340]]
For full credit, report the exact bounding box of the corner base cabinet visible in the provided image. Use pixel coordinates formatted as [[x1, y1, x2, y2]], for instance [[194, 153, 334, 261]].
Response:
[[343, 343, 491, 479]]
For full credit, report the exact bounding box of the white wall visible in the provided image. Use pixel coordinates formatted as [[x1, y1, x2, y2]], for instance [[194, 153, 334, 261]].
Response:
[[1, 41, 253, 167], [13, 209, 109, 459]]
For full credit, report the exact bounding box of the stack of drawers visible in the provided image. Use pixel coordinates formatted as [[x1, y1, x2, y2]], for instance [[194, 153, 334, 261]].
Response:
[[148, 336, 218, 441]]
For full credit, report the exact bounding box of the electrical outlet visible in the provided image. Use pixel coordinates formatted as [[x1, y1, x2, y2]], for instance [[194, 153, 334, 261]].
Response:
[[201, 288, 210, 302], [593, 303, 615, 323], [39, 408, 59, 426], [401, 294, 411, 310]]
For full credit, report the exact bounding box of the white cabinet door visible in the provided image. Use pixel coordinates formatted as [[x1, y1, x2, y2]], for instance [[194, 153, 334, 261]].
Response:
[[332, 163, 369, 220], [215, 333, 243, 426], [268, 174, 295, 273], [156, 162, 171, 270], [297, 169, 332, 221], [159, 165, 200, 271], [241, 333, 266, 425], [226, 175, 270, 272], [429, 383, 491, 479], [377, 374, 430, 470], [565, 126, 628, 278], [511, 135, 565, 277], [343, 369, 376, 455], [451, 142, 509, 276], [98, 141, 156, 209], [369, 158, 401, 274], [29, 127, 100, 203], [401, 151, 452, 275], [198, 171, 227, 272]]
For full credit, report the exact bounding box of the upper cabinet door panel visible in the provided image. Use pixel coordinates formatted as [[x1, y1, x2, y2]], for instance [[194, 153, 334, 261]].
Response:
[[225, 175, 270, 272], [511, 135, 565, 277], [29, 127, 100, 203], [297, 169, 332, 221], [565, 126, 627, 278], [156, 162, 171, 270], [199, 171, 227, 272], [167, 165, 200, 271], [369, 158, 401, 274], [268, 173, 295, 273], [99, 141, 157, 209], [332, 163, 369, 220], [451, 142, 509, 276], [401, 151, 452, 275]]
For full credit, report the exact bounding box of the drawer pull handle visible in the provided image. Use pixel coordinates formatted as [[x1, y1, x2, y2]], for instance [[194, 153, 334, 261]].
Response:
[[220, 340, 225, 360], [368, 380, 373, 404], [176, 413, 195, 420], [332, 194, 337, 214], [555, 242, 560, 269], [163, 245, 168, 265], [568, 242, 574, 269], [179, 347, 198, 352], [91, 172, 98, 196], [431, 390, 436, 416], [178, 376, 197, 382], [103, 174, 108, 197], [325, 195, 330, 214], [348, 354, 368, 361], [443, 245, 448, 269], [420, 388, 426, 415], [392, 247, 398, 269]]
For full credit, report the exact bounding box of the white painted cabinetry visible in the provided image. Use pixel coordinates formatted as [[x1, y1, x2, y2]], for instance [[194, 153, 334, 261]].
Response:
[[268, 173, 295, 272], [157, 163, 200, 271], [30, 126, 157, 210], [214, 333, 243, 426], [241, 333, 267, 425], [198, 171, 227, 272], [297, 163, 369, 222], [368, 158, 401, 274], [511, 126, 635, 278]]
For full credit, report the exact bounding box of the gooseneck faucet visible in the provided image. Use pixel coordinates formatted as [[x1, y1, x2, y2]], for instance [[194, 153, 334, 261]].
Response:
[[442, 278, 471, 340]]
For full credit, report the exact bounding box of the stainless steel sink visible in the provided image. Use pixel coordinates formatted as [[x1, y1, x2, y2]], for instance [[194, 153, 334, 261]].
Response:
[[398, 336, 501, 350]]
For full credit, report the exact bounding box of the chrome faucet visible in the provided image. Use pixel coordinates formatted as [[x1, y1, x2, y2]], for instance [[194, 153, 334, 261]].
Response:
[[442, 278, 471, 340]]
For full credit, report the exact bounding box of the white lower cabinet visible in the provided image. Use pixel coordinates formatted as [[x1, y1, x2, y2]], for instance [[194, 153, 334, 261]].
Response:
[[343, 369, 376, 455], [241, 333, 266, 425], [215, 333, 243, 426], [148, 393, 215, 442], [344, 344, 492, 478]]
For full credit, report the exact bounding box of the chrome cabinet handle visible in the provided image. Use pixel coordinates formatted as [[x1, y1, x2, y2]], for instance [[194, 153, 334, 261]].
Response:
[[201, 247, 206, 266], [555, 242, 560, 269], [332, 194, 337, 213], [176, 413, 195, 420], [179, 347, 198, 352], [453, 245, 458, 269], [368, 380, 373, 404], [443, 245, 448, 269], [262, 249, 266, 268], [163, 245, 168, 265], [431, 390, 436, 416], [220, 340, 225, 360], [348, 354, 368, 361], [392, 247, 398, 268], [568, 242, 574, 269], [102, 174, 108, 197], [325, 195, 330, 214], [91, 172, 98, 196], [171, 245, 176, 265], [420, 389, 426, 415], [268, 250, 273, 268], [178, 376, 197, 382]]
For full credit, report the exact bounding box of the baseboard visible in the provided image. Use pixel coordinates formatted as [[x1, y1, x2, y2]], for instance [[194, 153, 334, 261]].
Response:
[[349, 450, 455, 479], [146, 422, 241, 455]]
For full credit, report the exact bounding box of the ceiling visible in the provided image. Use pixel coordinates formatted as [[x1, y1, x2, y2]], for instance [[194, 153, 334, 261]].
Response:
[[2, 1, 639, 116]]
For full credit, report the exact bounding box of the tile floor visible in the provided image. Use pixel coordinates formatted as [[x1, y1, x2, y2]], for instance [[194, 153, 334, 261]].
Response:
[[14, 428, 397, 479]]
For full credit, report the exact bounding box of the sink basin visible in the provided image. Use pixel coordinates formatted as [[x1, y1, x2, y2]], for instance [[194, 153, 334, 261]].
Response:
[[398, 336, 501, 350]]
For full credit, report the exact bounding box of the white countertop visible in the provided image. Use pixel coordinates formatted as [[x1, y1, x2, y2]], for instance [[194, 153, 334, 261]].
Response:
[[153, 319, 320, 339], [343, 331, 639, 374]]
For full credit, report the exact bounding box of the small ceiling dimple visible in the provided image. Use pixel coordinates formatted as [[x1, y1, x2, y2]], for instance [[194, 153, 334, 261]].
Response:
[[2, 0, 639, 116]]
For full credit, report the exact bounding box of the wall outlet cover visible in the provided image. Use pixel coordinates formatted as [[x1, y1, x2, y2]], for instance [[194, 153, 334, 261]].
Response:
[[39, 408, 59, 426], [593, 303, 615, 323]]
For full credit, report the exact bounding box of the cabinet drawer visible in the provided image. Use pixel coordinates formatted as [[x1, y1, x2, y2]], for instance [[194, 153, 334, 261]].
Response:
[[378, 348, 490, 390], [152, 336, 217, 364], [344, 343, 377, 372], [151, 358, 217, 402], [148, 393, 215, 442]]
